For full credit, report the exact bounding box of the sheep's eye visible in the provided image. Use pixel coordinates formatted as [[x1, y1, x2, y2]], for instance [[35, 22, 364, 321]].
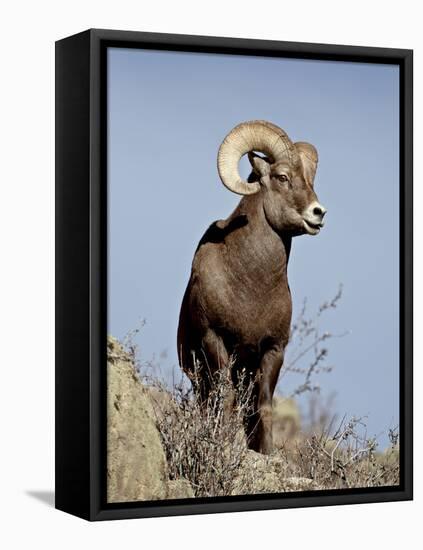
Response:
[[277, 174, 289, 183]]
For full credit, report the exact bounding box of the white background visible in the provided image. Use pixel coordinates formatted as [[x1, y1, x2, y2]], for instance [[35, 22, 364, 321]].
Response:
[[0, 0, 419, 547]]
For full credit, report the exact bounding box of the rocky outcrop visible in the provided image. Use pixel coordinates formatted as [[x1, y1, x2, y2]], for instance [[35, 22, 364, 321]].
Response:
[[107, 336, 168, 502], [107, 337, 190, 502], [107, 335, 316, 502]]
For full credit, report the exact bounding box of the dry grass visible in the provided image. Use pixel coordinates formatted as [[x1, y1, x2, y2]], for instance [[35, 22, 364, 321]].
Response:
[[135, 362, 399, 496], [121, 287, 400, 498], [145, 360, 255, 497], [274, 415, 400, 490]]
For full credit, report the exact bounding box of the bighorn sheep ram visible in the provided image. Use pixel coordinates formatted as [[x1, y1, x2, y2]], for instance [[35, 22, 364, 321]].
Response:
[[177, 120, 326, 454]]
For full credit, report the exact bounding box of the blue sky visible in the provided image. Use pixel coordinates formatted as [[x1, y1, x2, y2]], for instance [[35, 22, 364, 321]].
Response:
[[107, 47, 399, 448]]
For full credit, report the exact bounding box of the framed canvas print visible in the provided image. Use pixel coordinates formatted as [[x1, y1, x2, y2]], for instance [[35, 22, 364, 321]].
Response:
[[55, 29, 413, 521]]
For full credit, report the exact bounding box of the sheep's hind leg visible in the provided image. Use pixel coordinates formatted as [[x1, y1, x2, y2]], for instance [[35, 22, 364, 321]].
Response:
[[197, 330, 230, 405]]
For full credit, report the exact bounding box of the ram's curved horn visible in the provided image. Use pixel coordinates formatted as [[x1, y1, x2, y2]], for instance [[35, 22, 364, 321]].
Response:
[[217, 120, 295, 195], [294, 142, 318, 186]]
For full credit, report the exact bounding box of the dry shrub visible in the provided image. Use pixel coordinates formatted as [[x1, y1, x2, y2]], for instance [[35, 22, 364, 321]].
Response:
[[146, 359, 255, 498], [276, 287, 400, 489], [276, 415, 400, 489], [143, 364, 399, 495], [281, 285, 346, 397], [120, 286, 399, 496]]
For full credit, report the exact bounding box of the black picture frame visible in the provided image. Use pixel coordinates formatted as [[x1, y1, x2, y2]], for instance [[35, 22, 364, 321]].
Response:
[[55, 28, 413, 521]]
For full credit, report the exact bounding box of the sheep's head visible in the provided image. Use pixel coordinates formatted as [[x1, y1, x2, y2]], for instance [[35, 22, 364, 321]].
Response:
[[217, 120, 326, 236]]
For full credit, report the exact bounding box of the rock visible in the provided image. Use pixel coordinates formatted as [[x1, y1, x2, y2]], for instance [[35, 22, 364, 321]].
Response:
[[146, 385, 176, 418], [241, 471, 281, 495], [231, 450, 283, 495], [272, 396, 301, 448], [106, 335, 320, 501], [281, 476, 316, 491], [107, 336, 169, 503], [231, 450, 316, 495], [167, 479, 195, 499]]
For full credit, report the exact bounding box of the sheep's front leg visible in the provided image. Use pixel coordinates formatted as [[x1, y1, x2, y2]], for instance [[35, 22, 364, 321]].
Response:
[[249, 347, 284, 454]]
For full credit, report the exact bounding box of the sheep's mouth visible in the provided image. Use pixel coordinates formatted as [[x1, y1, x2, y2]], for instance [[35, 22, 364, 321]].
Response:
[[302, 219, 323, 235]]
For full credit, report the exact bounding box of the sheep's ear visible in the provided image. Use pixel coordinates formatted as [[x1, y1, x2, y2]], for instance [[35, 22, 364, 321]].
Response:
[[248, 152, 271, 177], [295, 142, 318, 186]]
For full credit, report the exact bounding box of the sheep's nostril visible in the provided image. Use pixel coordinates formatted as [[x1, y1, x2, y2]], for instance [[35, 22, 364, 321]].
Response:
[[313, 206, 323, 217]]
